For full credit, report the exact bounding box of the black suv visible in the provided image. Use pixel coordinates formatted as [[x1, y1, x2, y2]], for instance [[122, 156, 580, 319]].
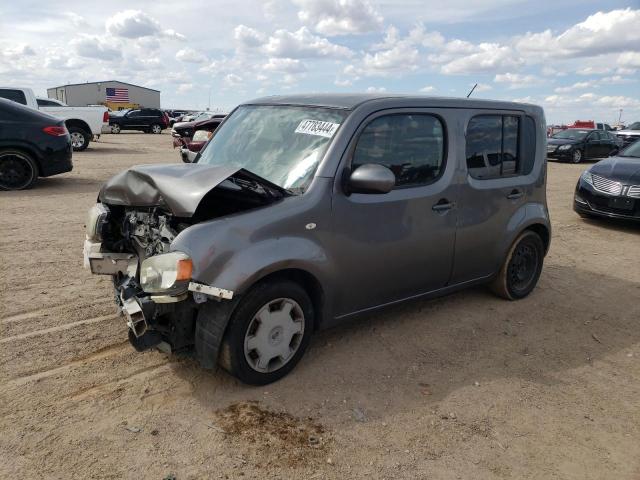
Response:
[[109, 108, 169, 134]]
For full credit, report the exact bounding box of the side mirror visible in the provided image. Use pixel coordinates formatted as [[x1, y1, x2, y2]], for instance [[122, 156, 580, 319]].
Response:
[[348, 163, 395, 194]]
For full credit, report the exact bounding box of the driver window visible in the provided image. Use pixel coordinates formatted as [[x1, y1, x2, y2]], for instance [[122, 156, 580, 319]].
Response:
[[351, 114, 445, 188]]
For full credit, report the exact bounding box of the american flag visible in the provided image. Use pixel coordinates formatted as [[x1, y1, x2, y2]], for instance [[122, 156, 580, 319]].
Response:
[[106, 87, 129, 103]]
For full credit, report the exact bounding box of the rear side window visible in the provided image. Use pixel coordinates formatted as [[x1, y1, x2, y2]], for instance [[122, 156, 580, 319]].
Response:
[[352, 114, 445, 188], [466, 114, 536, 179], [128, 110, 142, 117], [0, 89, 27, 105], [37, 98, 59, 107]]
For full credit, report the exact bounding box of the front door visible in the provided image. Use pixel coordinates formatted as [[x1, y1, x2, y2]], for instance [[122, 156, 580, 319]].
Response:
[[331, 110, 457, 317], [585, 132, 608, 159]]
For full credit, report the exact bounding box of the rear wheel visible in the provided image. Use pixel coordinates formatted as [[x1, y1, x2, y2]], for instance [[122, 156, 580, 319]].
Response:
[[151, 124, 162, 134], [571, 149, 582, 163], [111, 124, 121, 134], [68, 126, 90, 151], [491, 230, 544, 300], [0, 150, 38, 190], [219, 280, 313, 385]]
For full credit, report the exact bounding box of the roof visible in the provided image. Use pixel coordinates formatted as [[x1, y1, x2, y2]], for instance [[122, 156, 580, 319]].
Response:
[[48, 80, 160, 93], [244, 93, 541, 112]]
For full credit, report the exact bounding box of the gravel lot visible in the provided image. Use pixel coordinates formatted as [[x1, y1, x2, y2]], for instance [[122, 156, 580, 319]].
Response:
[[1, 132, 639, 479]]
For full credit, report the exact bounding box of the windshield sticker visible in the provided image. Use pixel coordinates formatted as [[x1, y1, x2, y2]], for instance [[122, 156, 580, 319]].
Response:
[[295, 119, 340, 138]]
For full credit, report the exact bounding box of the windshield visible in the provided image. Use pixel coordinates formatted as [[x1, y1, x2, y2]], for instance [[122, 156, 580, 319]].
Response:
[[552, 129, 589, 140], [626, 122, 640, 130], [197, 105, 347, 193], [619, 140, 640, 158]]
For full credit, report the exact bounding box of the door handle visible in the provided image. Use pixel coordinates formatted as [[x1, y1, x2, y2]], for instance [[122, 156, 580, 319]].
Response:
[[506, 189, 524, 200], [432, 199, 455, 212]]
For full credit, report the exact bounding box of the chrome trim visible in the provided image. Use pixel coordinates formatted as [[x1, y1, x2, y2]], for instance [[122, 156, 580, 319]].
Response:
[[628, 185, 640, 199], [591, 174, 622, 196]]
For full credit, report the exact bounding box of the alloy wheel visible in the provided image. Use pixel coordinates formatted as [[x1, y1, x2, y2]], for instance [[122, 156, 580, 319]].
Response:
[[0, 152, 36, 190], [70, 132, 85, 149], [243, 298, 305, 373]]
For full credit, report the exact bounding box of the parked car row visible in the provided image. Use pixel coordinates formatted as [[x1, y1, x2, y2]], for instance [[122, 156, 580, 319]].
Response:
[[0, 87, 108, 151], [0, 98, 72, 190], [171, 113, 226, 162]]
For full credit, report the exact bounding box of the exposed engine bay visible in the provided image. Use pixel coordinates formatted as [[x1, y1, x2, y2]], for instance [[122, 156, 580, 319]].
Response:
[[85, 165, 289, 355]]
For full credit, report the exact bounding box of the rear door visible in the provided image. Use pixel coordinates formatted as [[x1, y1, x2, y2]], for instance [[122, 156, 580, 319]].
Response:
[[331, 109, 457, 316], [452, 112, 537, 283]]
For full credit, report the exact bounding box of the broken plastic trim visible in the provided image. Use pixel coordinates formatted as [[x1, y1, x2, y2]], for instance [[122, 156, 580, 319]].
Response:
[[188, 282, 234, 300]]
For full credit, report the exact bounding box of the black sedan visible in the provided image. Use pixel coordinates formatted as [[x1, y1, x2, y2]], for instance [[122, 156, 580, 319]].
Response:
[[574, 140, 640, 222], [547, 129, 622, 163], [0, 98, 72, 190]]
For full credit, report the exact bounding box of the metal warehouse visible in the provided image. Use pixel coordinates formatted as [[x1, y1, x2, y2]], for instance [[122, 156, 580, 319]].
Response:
[[47, 81, 160, 110]]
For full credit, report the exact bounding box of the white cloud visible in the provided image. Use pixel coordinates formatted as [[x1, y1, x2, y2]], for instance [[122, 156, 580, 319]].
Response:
[[2, 44, 36, 58], [440, 43, 522, 75], [72, 35, 122, 61], [516, 8, 640, 59], [263, 57, 307, 73], [554, 81, 597, 93], [106, 10, 184, 40], [176, 48, 207, 64], [494, 72, 543, 89], [234, 25, 265, 49], [264, 27, 353, 58], [617, 51, 640, 69], [366, 86, 386, 93], [224, 73, 243, 87], [106, 10, 161, 38], [295, 0, 384, 36], [419, 85, 435, 92], [473, 83, 492, 92], [177, 83, 193, 93]]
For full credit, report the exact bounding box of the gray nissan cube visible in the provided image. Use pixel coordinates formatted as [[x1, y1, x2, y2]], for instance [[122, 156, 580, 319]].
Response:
[[84, 94, 550, 385]]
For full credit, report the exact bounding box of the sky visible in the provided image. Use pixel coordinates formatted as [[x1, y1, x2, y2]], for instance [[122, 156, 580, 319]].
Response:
[[1, 0, 639, 124]]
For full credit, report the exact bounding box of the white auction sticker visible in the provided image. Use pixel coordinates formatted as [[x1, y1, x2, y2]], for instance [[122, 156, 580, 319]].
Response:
[[295, 119, 340, 138]]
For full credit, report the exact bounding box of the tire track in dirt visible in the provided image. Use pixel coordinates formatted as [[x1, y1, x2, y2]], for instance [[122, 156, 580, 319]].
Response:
[[5, 340, 131, 387], [0, 314, 118, 344]]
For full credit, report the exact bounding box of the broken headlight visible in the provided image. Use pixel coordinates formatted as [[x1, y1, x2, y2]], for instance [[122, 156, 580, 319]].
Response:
[[140, 252, 193, 294], [86, 203, 109, 241]]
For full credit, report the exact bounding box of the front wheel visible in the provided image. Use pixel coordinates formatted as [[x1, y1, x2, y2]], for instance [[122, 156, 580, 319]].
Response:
[[571, 149, 582, 163], [68, 126, 90, 151], [218, 280, 313, 385], [0, 150, 39, 190], [490, 230, 544, 300]]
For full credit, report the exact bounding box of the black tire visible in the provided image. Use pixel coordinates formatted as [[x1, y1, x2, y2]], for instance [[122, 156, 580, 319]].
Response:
[[111, 124, 121, 134], [490, 230, 544, 300], [150, 124, 162, 134], [0, 149, 39, 190], [68, 126, 90, 151], [571, 149, 582, 163], [219, 280, 314, 385]]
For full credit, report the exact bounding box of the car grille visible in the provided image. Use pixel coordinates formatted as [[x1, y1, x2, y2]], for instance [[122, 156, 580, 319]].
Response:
[[628, 185, 640, 199], [591, 174, 622, 196]]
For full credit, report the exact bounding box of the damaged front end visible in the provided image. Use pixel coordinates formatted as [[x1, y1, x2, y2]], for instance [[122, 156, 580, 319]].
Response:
[[84, 163, 285, 355]]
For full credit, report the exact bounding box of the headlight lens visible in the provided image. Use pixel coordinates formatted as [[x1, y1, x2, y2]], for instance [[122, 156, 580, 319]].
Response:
[[558, 144, 573, 151], [85, 203, 109, 241], [140, 252, 193, 294], [581, 170, 593, 186]]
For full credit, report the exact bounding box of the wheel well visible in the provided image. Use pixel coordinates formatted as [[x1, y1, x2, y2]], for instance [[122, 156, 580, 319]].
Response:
[[0, 146, 42, 175], [252, 269, 325, 330], [65, 119, 92, 135], [525, 223, 550, 254]]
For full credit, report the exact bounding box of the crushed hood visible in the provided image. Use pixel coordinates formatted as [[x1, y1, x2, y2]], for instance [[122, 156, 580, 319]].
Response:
[[99, 164, 241, 217]]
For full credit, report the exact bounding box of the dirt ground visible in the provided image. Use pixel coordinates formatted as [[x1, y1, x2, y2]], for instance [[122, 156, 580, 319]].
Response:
[[1, 132, 639, 480]]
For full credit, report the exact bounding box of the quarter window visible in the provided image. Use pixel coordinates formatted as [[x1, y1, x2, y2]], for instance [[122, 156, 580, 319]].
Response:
[[352, 114, 445, 188], [466, 114, 527, 179], [0, 89, 27, 105]]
